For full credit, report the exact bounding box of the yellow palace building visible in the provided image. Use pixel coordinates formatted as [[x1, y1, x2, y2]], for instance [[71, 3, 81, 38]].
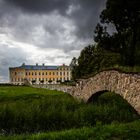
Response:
[[9, 63, 71, 85]]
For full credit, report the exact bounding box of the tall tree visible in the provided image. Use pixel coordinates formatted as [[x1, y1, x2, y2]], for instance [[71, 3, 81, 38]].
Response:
[[100, 0, 140, 66], [70, 57, 79, 80], [71, 44, 120, 79]]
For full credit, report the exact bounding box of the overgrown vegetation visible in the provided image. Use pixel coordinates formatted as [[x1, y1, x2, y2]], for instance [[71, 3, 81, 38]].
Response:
[[0, 86, 139, 136], [1, 120, 140, 140]]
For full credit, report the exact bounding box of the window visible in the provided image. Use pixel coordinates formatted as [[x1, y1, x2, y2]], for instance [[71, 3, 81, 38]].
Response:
[[39, 72, 41, 75], [42, 72, 44, 75], [32, 72, 34, 75], [29, 72, 30, 75], [46, 72, 47, 75], [53, 72, 55, 75], [49, 72, 51, 75], [35, 72, 37, 75], [26, 72, 27, 75], [15, 72, 17, 75]]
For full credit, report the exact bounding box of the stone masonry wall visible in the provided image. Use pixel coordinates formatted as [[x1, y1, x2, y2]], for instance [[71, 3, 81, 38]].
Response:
[[70, 70, 140, 115]]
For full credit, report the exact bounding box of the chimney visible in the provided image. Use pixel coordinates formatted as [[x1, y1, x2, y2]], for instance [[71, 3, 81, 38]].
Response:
[[36, 63, 38, 66]]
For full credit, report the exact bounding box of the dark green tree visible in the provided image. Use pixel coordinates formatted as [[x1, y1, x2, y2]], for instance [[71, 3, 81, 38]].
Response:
[[94, 23, 109, 44], [72, 44, 120, 79], [100, 0, 140, 66], [70, 0, 140, 80], [70, 57, 79, 80], [77, 45, 95, 77]]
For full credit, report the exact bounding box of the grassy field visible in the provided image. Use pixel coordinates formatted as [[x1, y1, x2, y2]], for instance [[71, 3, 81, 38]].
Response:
[[0, 86, 139, 139], [1, 120, 140, 140]]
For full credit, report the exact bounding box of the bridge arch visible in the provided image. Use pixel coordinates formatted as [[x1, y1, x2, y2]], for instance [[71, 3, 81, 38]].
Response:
[[70, 70, 140, 114], [87, 90, 108, 103]]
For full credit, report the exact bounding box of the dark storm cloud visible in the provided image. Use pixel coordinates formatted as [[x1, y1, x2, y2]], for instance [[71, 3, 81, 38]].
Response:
[[69, 0, 106, 38], [4, 0, 106, 38], [4, 0, 70, 14]]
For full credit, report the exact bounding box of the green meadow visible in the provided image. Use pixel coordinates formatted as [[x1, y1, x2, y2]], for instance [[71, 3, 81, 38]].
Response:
[[0, 86, 139, 139]]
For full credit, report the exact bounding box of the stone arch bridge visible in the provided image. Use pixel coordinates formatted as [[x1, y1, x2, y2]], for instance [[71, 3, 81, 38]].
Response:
[[70, 70, 140, 115]]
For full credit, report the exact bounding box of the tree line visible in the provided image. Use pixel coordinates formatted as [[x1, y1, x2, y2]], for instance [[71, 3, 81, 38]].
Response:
[[71, 0, 140, 80]]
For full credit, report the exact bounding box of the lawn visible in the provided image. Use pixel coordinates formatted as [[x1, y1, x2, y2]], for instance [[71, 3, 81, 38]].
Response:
[[0, 86, 139, 139], [1, 120, 140, 140]]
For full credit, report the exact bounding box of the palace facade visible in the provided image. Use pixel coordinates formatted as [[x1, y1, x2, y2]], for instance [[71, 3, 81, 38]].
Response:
[[9, 63, 71, 85]]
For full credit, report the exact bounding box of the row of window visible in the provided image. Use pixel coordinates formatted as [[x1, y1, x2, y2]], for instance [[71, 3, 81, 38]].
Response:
[[11, 77, 70, 82], [30, 77, 70, 81], [11, 78, 24, 82], [14, 72, 23, 76], [25, 71, 70, 76], [13, 70, 70, 76], [59, 67, 70, 71]]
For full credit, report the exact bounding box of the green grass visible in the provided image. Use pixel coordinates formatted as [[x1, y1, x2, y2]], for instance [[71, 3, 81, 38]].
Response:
[[0, 86, 139, 138], [0, 86, 79, 134], [1, 120, 140, 140], [0, 86, 64, 99]]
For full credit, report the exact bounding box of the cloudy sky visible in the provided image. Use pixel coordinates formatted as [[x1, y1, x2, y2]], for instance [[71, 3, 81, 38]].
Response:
[[0, 0, 106, 82]]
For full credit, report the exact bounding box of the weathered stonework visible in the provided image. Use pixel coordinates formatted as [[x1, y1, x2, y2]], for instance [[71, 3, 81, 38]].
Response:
[[70, 70, 140, 115]]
